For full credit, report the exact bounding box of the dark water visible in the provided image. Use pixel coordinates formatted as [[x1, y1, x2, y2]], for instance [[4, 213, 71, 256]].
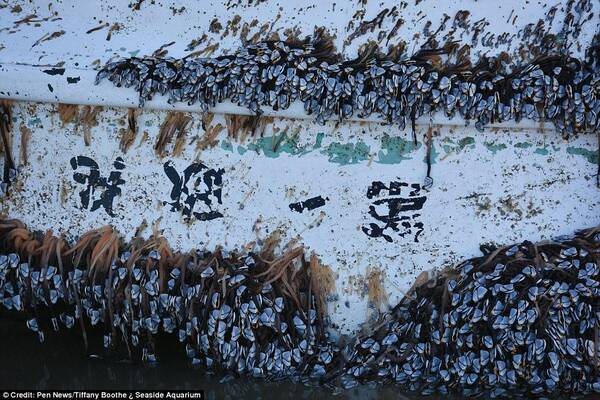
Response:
[[2, 317, 597, 400], [0, 316, 434, 400]]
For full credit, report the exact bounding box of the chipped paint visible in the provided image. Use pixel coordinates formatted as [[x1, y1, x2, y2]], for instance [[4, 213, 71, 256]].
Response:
[[0, 0, 599, 337], [1, 1, 597, 132], [514, 142, 533, 149], [566, 146, 599, 164], [441, 136, 475, 156], [426, 143, 441, 165], [246, 132, 311, 158], [325, 141, 371, 165], [377, 135, 421, 164], [2, 102, 599, 333], [534, 147, 550, 155], [484, 141, 508, 154]]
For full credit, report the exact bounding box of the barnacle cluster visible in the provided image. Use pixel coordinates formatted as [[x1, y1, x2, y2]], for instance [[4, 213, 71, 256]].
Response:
[[2, 218, 600, 398], [335, 226, 600, 398], [0, 220, 336, 379], [96, 35, 600, 135], [0, 101, 17, 195]]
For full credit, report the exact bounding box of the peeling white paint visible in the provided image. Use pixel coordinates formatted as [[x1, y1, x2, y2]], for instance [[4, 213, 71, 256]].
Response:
[[1, 0, 596, 66], [1, 0, 598, 127], [3, 102, 599, 333], [1, 0, 598, 334]]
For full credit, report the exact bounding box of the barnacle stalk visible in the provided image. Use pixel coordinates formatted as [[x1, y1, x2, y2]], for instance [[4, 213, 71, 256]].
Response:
[[0, 101, 16, 195], [96, 34, 600, 137], [0, 218, 333, 378], [2, 217, 600, 397], [337, 226, 600, 398]]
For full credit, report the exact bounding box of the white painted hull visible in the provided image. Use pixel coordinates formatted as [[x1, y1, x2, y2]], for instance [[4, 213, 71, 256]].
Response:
[[3, 101, 599, 333]]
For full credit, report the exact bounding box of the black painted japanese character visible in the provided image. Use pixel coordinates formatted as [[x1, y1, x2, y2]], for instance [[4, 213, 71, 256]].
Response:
[[70, 156, 125, 217], [362, 181, 426, 243], [163, 160, 224, 221], [289, 195, 329, 213]]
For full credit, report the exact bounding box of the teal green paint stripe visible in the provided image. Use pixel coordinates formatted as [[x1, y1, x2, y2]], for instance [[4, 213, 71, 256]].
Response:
[[566, 146, 599, 164]]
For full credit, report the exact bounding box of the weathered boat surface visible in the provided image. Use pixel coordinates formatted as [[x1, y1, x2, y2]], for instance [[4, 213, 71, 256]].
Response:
[[0, 0, 599, 334]]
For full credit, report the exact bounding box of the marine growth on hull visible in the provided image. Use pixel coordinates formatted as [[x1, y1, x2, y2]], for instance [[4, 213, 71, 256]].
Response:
[[1, 218, 600, 398], [96, 33, 600, 136], [0, 220, 335, 379], [336, 227, 600, 397]]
